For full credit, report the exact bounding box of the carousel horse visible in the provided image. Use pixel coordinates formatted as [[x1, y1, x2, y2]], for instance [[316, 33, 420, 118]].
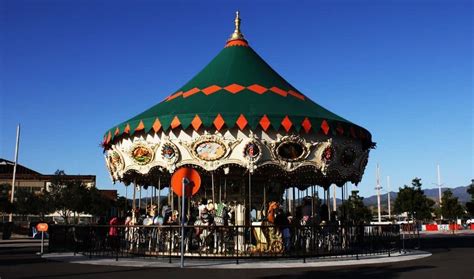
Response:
[[213, 202, 232, 253], [193, 210, 214, 252], [251, 201, 283, 254]]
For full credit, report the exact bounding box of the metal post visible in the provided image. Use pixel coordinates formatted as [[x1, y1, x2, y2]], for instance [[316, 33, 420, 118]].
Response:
[[437, 164, 443, 219], [180, 178, 187, 268], [248, 171, 252, 244], [9, 124, 20, 222], [40, 231, 44, 255]]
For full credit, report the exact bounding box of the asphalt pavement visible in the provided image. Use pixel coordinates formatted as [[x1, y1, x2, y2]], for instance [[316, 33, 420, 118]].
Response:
[[0, 235, 473, 279]]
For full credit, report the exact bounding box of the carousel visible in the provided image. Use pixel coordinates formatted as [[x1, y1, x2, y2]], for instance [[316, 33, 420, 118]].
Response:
[[101, 12, 376, 257]]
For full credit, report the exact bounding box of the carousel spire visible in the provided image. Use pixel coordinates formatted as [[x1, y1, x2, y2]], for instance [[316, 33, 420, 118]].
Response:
[[228, 11, 245, 41]]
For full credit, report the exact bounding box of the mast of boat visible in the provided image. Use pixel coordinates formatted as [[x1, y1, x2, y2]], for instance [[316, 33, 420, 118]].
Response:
[[376, 164, 382, 223]]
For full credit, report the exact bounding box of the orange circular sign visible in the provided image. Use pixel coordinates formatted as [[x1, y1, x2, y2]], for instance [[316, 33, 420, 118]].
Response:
[[171, 167, 201, 197], [36, 223, 48, 232]]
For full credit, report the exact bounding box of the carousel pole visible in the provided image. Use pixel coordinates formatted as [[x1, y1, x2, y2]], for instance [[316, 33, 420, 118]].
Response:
[[125, 184, 128, 212], [212, 172, 215, 204], [148, 187, 151, 210], [219, 177, 222, 203], [158, 177, 161, 214], [333, 185, 337, 213], [138, 185, 142, 214], [171, 188, 174, 214], [263, 184, 266, 218], [224, 178, 227, 201], [292, 187, 296, 216], [132, 181, 137, 221]]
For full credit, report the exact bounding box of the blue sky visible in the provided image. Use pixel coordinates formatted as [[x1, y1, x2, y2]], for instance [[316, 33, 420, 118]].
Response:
[[1, 0, 472, 199]]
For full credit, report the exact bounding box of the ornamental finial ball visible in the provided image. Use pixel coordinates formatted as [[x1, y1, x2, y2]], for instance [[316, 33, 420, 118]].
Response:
[[229, 10, 245, 41]]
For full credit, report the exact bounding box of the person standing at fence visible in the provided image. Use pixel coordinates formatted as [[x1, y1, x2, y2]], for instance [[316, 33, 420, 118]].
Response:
[[109, 216, 119, 250], [275, 208, 291, 253]]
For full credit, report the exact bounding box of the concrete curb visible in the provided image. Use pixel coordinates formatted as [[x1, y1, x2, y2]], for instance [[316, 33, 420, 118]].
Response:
[[43, 250, 432, 269]]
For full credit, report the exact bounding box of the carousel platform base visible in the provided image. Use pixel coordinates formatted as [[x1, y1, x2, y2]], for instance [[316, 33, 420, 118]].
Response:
[[42, 250, 431, 269]]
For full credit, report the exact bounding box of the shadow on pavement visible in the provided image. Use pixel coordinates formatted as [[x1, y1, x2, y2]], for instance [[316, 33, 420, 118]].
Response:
[[258, 264, 436, 279]]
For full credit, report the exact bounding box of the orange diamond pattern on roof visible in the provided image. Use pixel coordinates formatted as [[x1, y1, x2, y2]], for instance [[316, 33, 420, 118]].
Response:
[[281, 116, 293, 132], [152, 118, 162, 132], [213, 113, 225, 131], [124, 124, 131, 134], [106, 131, 112, 144], [301, 117, 312, 133], [247, 84, 267, 94], [321, 120, 329, 135], [191, 114, 202, 131], [236, 114, 248, 130], [202, 85, 222, 95], [114, 127, 120, 136], [336, 124, 344, 135], [164, 83, 307, 101], [270, 86, 288, 97], [135, 120, 145, 131], [259, 115, 271, 131], [171, 116, 181, 129], [224, 83, 245, 94], [288, 90, 305, 100], [167, 91, 183, 101], [183, 88, 200, 98]]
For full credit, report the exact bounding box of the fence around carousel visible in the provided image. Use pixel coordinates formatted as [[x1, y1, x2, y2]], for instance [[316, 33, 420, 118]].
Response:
[[48, 224, 401, 261]]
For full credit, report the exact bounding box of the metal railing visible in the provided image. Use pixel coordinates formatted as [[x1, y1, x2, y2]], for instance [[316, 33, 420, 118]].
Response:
[[48, 224, 400, 260]]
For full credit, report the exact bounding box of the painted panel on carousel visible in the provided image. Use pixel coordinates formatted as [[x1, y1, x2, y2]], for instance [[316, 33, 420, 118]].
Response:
[[107, 150, 124, 173], [272, 135, 311, 162], [130, 143, 154, 165], [161, 142, 179, 164], [321, 146, 335, 163], [243, 141, 262, 162], [195, 141, 226, 161]]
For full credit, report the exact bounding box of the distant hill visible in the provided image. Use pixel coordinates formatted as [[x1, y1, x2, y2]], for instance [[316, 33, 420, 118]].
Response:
[[362, 185, 471, 206]]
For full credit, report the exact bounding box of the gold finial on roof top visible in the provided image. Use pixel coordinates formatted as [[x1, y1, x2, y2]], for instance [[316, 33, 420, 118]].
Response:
[[228, 11, 245, 41]]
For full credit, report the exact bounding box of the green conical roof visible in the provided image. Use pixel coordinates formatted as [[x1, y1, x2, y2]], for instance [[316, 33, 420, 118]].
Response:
[[103, 36, 373, 149]]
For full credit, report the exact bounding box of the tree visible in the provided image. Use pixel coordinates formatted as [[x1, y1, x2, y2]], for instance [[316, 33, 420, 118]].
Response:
[[49, 170, 90, 224], [88, 187, 114, 218], [393, 178, 434, 222], [466, 180, 474, 217], [0, 183, 14, 214], [338, 190, 372, 225], [441, 189, 464, 221]]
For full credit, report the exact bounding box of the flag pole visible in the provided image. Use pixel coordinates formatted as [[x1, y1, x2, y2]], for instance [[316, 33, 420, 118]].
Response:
[[376, 164, 382, 223], [9, 124, 21, 223], [387, 176, 391, 219]]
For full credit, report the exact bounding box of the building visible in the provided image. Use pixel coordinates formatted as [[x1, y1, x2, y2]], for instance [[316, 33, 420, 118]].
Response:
[[0, 158, 95, 195]]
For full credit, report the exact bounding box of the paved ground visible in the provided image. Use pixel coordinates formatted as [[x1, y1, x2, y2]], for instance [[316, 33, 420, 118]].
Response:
[[0, 235, 473, 279]]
